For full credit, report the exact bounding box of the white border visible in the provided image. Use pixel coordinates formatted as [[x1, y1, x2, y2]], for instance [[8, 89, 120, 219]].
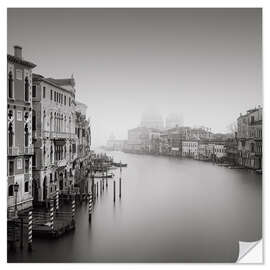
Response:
[[1, 0, 268, 269]]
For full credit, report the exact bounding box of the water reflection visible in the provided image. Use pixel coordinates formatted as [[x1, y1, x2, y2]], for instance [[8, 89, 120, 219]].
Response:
[[8, 151, 262, 262]]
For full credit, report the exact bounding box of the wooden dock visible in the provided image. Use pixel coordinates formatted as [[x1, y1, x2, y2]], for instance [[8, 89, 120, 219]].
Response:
[[31, 211, 75, 238]]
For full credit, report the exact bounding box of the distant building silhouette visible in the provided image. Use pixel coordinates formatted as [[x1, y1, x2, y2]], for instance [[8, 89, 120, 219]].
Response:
[[140, 109, 163, 129], [165, 113, 183, 129]]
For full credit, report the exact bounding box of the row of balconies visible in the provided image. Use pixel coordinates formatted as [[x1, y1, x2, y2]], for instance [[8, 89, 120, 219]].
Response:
[[33, 130, 77, 140], [8, 146, 34, 156]]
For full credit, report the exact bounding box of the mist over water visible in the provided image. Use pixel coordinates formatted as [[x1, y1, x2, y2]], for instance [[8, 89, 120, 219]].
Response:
[[8, 151, 262, 263]]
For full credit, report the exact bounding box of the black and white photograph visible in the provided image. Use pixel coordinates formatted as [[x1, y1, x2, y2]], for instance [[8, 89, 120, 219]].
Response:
[[3, 4, 265, 265]]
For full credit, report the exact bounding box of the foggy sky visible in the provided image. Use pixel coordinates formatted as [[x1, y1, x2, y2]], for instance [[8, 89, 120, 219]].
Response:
[[7, 8, 262, 146]]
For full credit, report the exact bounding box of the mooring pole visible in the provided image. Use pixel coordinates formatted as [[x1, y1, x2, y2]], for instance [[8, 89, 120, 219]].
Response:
[[56, 189, 59, 210], [106, 169, 108, 188], [97, 182, 99, 198], [113, 180, 116, 203], [20, 217, 23, 249], [100, 180, 102, 196], [72, 195, 75, 220], [88, 193, 93, 223], [119, 177, 122, 199], [28, 209, 32, 251], [49, 199, 54, 231]]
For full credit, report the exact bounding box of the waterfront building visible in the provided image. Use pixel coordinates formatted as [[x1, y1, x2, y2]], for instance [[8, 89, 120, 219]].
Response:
[[7, 46, 36, 213], [74, 101, 91, 194], [237, 106, 262, 169], [159, 130, 170, 155], [126, 127, 151, 153], [166, 127, 190, 156], [149, 129, 161, 154], [189, 127, 213, 140], [225, 137, 238, 165], [182, 140, 199, 158], [31, 73, 77, 206], [198, 141, 209, 160], [213, 142, 226, 160], [165, 113, 183, 129]]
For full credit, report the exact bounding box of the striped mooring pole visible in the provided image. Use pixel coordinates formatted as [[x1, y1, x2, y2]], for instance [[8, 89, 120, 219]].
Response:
[[72, 196, 76, 220], [56, 189, 59, 210], [88, 193, 93, 223], [28, 209, 33, 251], [49, 199, 54, 231]]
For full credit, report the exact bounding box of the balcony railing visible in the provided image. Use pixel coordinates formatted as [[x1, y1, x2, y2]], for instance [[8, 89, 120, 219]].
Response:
[[8, 147, 19, 156], [24, 146, 34, 155]]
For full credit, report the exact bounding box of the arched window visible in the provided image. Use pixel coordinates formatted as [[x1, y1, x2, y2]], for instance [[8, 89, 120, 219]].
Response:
[[25, 77, 29, 102], [8, 71, 13, 98], [8, 185, 14, 196], [32, 110, 36, 131], [251, 143, 255, 153], [50, 145, 53, 163], [54, 113, 57, 132], [43, 110, 46, 130], [43, 143, 46, 163], [8, 123, 14, 147], [54, 171, 57, 182], [50, 112, 53, 132], [24, 181, 29, 192], [24, 124, 29, 147]]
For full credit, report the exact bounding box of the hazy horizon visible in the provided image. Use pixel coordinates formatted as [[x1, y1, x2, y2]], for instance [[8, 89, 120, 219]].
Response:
[[7, 8, 262, 147]]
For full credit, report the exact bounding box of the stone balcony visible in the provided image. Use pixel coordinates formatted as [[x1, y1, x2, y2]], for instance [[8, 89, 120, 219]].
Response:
[[8, 146, 19, 156], [24, 146, 34, 155]]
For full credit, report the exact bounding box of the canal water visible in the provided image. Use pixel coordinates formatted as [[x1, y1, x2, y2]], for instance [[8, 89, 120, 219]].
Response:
[[8, 151, 262, 263]]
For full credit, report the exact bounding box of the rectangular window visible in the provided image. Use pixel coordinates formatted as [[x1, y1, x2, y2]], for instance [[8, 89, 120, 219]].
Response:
[[9, 161, 14, 176], [32, 85, 36, 97], [69, 97, 71, 106], [16, 69, 22, 80], [43, 86, 46, 99], [17, 111, 22, 121], [32, 154, 36, 167], [54, 91, 56, 102], [64, 96, 66, 105], [25, 159, 29, 173], [17, 158, 22, 169], [50, 90, 53, 100]]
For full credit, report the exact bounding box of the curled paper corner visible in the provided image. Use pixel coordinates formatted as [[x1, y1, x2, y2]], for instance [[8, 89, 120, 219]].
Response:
[[237, 239, 263, 263]]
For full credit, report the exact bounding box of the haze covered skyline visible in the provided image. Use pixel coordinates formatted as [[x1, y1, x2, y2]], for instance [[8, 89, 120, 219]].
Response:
[[7, 8, 262, 146]]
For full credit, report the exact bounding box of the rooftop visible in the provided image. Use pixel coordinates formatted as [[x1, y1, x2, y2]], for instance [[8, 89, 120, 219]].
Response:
[[7, 54, 36, 69]]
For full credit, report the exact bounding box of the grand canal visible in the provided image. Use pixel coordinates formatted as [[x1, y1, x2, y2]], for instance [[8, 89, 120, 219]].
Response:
[[8, 151, 262, 263]]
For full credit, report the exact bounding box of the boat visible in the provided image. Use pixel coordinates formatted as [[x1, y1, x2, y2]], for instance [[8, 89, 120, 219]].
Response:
[[112, 162, 128, 167]]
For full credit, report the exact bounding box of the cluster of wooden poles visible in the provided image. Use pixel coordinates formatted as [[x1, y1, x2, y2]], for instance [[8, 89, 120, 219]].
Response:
[[88, 166, 123, 221], [17, 167, 123, 252]]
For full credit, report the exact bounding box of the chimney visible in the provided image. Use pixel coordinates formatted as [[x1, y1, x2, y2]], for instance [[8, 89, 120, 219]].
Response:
[[14, 45, 22, 59]]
